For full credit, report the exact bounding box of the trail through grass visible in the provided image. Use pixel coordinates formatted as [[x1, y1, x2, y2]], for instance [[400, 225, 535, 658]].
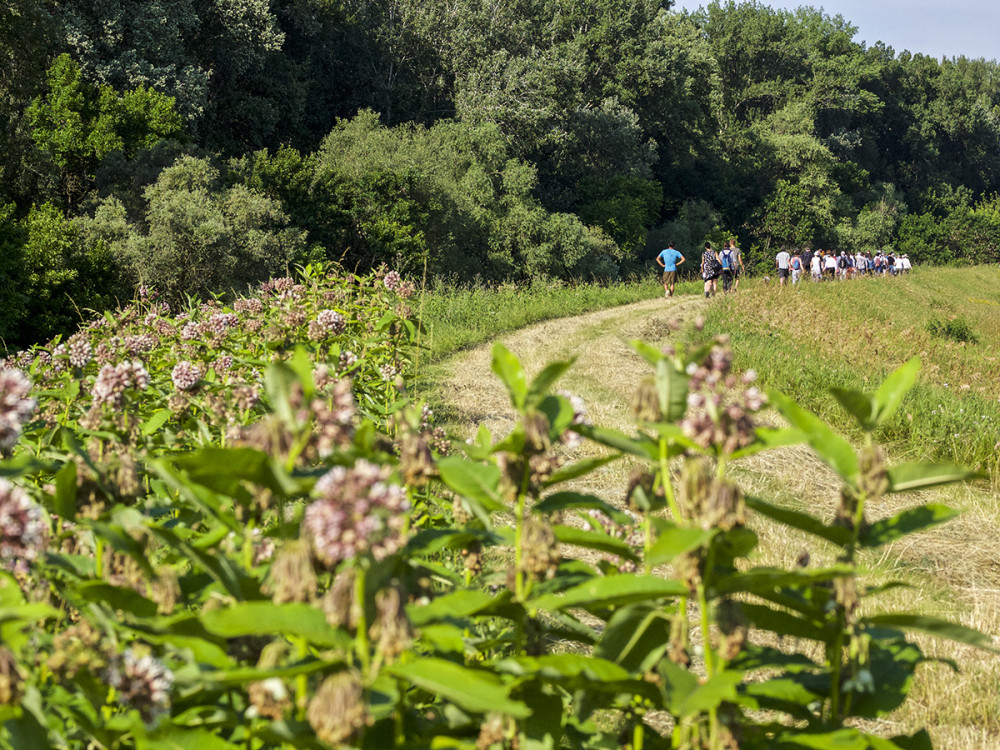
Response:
[[429, 282, 1000, 749]]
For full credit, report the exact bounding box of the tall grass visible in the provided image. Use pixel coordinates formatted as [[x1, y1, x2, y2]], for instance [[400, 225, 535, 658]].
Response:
[[697, 266, 1000, 481], [415, 276, 703, 360]]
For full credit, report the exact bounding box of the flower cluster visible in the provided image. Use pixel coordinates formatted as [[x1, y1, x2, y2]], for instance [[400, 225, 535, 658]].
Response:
[[679, 341, 766, 454], [302, 460, 409, 567], [67, 334, 93, 368], [0, 369, 36, 450], [171, 361, 201, 391], [92, 361, 150, 408], [0, 478, 48, 564], [105, 648, 174, 723]]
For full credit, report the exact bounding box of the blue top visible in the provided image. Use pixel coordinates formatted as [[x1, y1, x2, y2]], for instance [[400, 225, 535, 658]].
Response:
[[658, 248, 684, 272]]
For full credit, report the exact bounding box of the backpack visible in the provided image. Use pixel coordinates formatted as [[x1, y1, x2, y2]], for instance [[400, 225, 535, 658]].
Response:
[[722, 249, 734, 270], [838, 255, 847, 269], [791, 257, 801, 270]]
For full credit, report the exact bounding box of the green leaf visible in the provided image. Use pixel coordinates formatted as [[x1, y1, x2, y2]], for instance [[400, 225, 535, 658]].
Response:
[[573, 424, 658, 461], [744, 495, 852, 548], [594, 604, 673, 673], [200, 603, 349, 648], [730, 426, 805, 460], [741, 603, 833, 642], [146, 727, 243, 750], [496, 654, 630, 683], [389, 658, 530, 717], [655, 357, 689, 422], [437, 456, 505, 523], [542, 456, 620, 488], [859, 504, 960, 548], [552, 525, 639, 562], [52, 460, 77, 520], [526, 359, 574, 410], [264, 362, 299, 424], [141, 408, 173, 436], [647, 521, 717, 567], [886, 462, 983, 493], [768, 390, 859, 485], [76, 581, 158, 618], [628, 340, 664, 367], [533, 492, 632, 525], [529, 575, 686, 613], [714, 566, 852, 597], [872, 357, 921, 427], [491, 343, 528, 410], [407, 590, 497, 627], [861, 614, 997, 652], [830, 387, 877, 433], [171, 447, 298, 497]]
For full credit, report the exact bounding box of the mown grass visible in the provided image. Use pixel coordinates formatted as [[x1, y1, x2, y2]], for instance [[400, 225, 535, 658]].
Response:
[[414, 275, 704, 361], [696, 266, 1000, 483]]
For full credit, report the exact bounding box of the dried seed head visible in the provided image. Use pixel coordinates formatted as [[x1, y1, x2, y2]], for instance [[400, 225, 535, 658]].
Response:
[[834, 575, 859, 623], [631, 378, 662, 423], [399, 433, 436, 487], [105, 646, 174, 724], [704, 478, 745, 532], [0, 647, 24, 705], [678, 458, 714, 522], [369, 586, 413, 663], [307, 670, 371, 747], [321, 568, 359, 631], [521, 412, 551, 454], [859, 445, 889, 499], [519, 518, 560, 581], [150, 566, 180, 615], [716, 599, 747, 661], [264, 540, 317, 604]]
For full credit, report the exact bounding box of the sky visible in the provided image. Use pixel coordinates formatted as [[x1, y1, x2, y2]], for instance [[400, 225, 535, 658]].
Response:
[[670, 0, 1000, 62]]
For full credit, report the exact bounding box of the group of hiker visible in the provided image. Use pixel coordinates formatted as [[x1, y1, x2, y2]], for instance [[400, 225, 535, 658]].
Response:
[[655, 240, 745, 298], [655, 240, 913, 298], [773, 247, 912, 286]]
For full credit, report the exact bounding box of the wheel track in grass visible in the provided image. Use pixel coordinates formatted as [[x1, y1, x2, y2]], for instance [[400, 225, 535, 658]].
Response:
[[432, 293, 1000, 750]]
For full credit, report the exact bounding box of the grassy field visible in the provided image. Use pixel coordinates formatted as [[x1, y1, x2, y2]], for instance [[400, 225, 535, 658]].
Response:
[[413, 275, 704, 361], [697, 266, 1000, 483]]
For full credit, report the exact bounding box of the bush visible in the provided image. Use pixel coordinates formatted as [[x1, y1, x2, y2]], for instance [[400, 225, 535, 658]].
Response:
[[927, 315, 978, 343]]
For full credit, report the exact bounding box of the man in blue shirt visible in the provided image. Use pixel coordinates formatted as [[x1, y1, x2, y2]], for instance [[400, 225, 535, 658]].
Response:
[[656, 242, 685, 298]]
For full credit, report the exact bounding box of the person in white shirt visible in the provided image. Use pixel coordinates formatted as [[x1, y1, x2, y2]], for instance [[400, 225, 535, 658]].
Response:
[[775, 248, 791, 286], [824, 251, 837, 280], [810, 252, 822, 281], [901, 254, 912, 273]]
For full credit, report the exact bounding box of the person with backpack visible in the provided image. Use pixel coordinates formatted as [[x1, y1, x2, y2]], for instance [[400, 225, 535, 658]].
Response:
[[720, 240, 739, 293], [729, 240, 746, 292], [701, 241, 722, 298], [790, 250, 804, 285], [655, 241, 686, 298]]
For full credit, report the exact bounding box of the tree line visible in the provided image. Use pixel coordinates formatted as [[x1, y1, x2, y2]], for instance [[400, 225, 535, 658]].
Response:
[[3, 0, 1000, 348]]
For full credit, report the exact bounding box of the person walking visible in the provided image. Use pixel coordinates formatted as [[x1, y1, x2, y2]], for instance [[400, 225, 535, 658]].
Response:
[[730, 240, 746, 291], [720, 240, 739, 293], [655, 241, 685, 297], [810, 249, 822, 281], [701, 242, 722, 298], [790, 250, 803, 285], [775, 247, 791, 286], [824, 250, 838, 280]]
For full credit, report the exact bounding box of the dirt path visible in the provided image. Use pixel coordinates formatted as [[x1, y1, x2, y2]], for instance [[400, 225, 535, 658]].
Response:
[[434, 294, 1000, 749]]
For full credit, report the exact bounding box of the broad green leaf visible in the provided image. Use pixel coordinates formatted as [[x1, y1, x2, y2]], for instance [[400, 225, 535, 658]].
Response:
[[655, 357, 690, 422], [777, 728, 877, 749], [542, 456, 620, 488], [552, 525, 639, 562], [148, 526, 259, 600], [873, 357, 921, 427], [744, 495, 852, 548], [741, 603, 833, 642], [146, 727, 243, 750], [730, 426, 806, 460], [861, 614, 997, 651], [171, 447, 298, 496], [573, 424, 658, 461], [647, 521, 717, 567], [192, 659, 336, 688], [436, 456, 505, 523], [52, 460, 76, 520], [76, 581, 158, 618], [533, 492, 632, 525], [594, 604, 672, 673], [496, 654, 631, 683], [714, 565, 852, 597], [768, 390, 859, 485], [830, 387, 877, 432], [407, 590, 496, 626], [526, 359, 574, 410], [491, 343, 528, 410], [529, 575, 686, 613], [628, 339, 664, 367], [200, 603, 348, 648], [389, 658, 530, 717], [264, 362, 299, 424], [859, 504, 960, 548], [141, 408, 173, 436], [887, 462, 983, 493]]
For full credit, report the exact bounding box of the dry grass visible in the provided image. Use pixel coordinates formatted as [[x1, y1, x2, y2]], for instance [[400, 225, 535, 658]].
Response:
[[434, 293, 1000, 749]]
